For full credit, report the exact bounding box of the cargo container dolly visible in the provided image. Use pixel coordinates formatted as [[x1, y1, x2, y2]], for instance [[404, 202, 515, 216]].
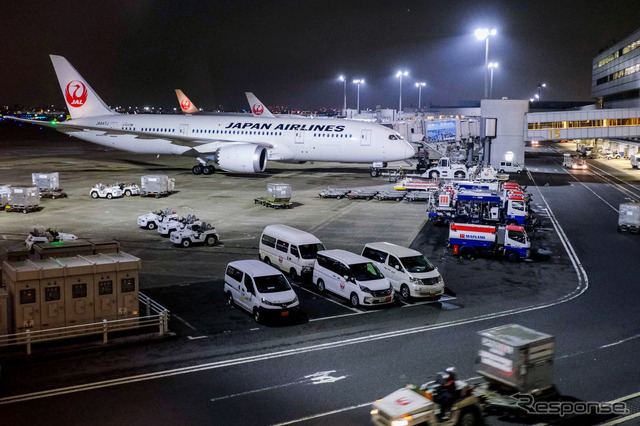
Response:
[[347, 189, 379, 200], [371, 325, 575, 426], [5, 187, 41, 213], [375, 190, 407, 201], [255, 182, 292, 209], [318, 188, 351, 199]]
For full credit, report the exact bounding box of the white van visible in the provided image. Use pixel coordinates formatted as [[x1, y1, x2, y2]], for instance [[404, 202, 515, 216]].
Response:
[[312, 249, 394, 307], [630, 154, 640, 169], [224, 260, 299, 323], [361, 242, 445, 300], [498, 161, 524, 174], [259, 224, 325, 281]]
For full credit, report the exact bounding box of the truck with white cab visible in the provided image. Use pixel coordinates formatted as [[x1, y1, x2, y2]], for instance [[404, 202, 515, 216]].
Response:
[[449, 223, 530, 261], [424, 157, 468, 180]]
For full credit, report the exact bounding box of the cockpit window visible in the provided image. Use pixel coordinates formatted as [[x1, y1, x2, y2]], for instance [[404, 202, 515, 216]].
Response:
[[388, 134, 404, 140]]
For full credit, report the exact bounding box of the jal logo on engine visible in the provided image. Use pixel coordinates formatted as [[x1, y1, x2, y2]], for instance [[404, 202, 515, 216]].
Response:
[[65, 81, 88, 107], [181, 99, 191, 110], [252, 103, 264, 115]]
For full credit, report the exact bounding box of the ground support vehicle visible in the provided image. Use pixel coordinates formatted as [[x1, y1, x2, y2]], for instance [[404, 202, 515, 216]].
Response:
[[38, 188, 68, 199], [393, 178, 439, 192], [170, 222, 219, 247], [347, 189, 379, 200], [405, 191, 431, 202], [255, 182, 292, 208], [140, 175, 174, 198], [618, 203, 640, 233], [576, 143, 594, 156], [90, 183, 123, 199], [497, 161, 524, 174], [630, 154, 640, 169], [117, 182, 140, 196], [375, 190, 406, 201], [562, 153, 587, 169], [5, 187, 41, 213], [158, 214, 199, 236], [254, 197, 292, 209], [318, 188, 351, 199], [137, 208, 179, 230], [25, 228, 78, 249], [371, 324, 558, 426], [422, 157, 468, 180], [449, 223, 530, 261]]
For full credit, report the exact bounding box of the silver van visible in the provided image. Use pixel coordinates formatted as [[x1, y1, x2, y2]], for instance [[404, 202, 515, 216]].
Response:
[[259, 224, 325, 281], [361, 242, 444, 300], [224, 260, 299, 323]]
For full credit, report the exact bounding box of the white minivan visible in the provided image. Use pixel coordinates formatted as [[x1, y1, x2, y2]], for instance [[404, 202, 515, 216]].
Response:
[[224, 260, 299, 323], [498, 161, 524, 174], [259, 224, 325, 281], [362, 242, 445, 300], [313, 249, 394, 307]]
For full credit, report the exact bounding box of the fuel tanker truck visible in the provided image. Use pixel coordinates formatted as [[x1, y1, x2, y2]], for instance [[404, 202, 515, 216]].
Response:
[[448, 223, 530, 262]]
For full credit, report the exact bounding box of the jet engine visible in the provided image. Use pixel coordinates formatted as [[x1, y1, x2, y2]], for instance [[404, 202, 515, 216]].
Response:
[[216, 144, 268, 173]]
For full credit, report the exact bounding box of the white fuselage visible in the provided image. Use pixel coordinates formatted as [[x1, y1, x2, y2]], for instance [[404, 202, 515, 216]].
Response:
[[62, 114, 415, 163]]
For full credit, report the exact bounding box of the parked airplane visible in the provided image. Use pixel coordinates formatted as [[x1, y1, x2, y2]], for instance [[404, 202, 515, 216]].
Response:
[[176, 89, 275, 118], [8, 55, 415, 175]]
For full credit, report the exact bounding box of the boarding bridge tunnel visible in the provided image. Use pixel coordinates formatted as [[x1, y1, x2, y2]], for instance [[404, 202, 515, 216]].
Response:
[[524, 109, 640, 151]]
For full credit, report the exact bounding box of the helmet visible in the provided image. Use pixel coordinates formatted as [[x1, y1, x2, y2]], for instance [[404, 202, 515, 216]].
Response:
[[446, 367, 456, 374]]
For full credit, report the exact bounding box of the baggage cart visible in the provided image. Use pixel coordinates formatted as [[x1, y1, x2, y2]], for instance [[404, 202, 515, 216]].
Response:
[[375, 190, 406, 201], [141, 175, 175, 197], [318, 188, 351, 199], [5, 187, 41, 213]]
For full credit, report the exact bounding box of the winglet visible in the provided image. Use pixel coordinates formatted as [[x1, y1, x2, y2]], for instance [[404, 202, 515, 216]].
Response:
[[245, 92, 275, 118], [175, 89, 200, 114], [49, 55, 116, 119]]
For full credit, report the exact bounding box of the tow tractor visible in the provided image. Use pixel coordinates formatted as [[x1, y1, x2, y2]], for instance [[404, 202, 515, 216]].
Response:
[[90, 183, 123, 199], [372, 324, 559, 426], [158, 214, 200, 237], [170, 222, 219, 247], [137, 208, 179, 230], [116, 182, 140, 196], [25, 228, 78, 250]]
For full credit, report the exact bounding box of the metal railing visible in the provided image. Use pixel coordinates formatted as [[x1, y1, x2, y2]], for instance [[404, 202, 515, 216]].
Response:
[[0, 292, 170, 355]]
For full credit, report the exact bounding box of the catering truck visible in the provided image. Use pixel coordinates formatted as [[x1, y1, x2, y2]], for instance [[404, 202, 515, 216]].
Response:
[[617, 203, 640, 233], [448, 223, 530, 262], [371, 324, 559, 426]]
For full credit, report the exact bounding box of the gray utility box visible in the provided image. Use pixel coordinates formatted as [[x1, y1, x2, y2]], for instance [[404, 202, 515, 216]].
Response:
[[476, 324, 554, 393], [618, 203, 640, 233], [141, 175, 175, 197], [267, 183, 291, 202], [32, 172, 60, 190]]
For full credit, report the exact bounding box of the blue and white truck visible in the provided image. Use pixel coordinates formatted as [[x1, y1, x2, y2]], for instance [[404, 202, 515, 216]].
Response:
[[430, 190, 530, 226], [449, 223, 530, 261]]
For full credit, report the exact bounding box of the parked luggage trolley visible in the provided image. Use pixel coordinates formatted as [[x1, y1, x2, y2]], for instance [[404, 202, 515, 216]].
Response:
[[318, 188, 351, 199], [5, 187, 42, 213], [255, 183, 292, 209]]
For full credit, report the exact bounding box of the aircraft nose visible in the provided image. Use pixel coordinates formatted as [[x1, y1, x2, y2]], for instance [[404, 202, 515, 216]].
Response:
[[404, 141, 417, 159]]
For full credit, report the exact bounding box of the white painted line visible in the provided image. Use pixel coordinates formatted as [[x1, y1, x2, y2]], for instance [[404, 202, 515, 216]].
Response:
[[308, 310, 373, 322], [401, 295, 456, 308], [171, 314, 198, 331], [608, 391, 640, 404], [291, 282, 362, 314], [211, 377, 308, 402], [599, 334, 640, 349], [271, 401, 372, 426], [187, 336, 207, 340], [598, 412, 640, 426]]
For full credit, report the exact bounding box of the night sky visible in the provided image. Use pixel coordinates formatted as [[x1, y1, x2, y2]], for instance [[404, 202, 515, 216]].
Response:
[[2, 0, 639, 112]]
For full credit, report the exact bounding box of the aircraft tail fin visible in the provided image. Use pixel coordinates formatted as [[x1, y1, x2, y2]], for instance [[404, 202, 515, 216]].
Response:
[[49, 55, 116, 119], [175, 89, 200, 114], [245, 92, 275, 118]]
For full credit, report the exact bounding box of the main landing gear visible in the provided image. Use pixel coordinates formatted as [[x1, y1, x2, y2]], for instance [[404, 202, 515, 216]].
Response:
[[192, 164, 216, 175]]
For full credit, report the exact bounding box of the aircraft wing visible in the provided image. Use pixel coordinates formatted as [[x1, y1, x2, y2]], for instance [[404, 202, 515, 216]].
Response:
[[4, 116, 274, 153]]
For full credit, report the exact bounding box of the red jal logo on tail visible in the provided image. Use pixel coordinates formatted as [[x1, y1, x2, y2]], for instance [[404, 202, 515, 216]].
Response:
[[252, 103, 264, 115], [181, 99, 191, 110], [65, 81, 87, 107]]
